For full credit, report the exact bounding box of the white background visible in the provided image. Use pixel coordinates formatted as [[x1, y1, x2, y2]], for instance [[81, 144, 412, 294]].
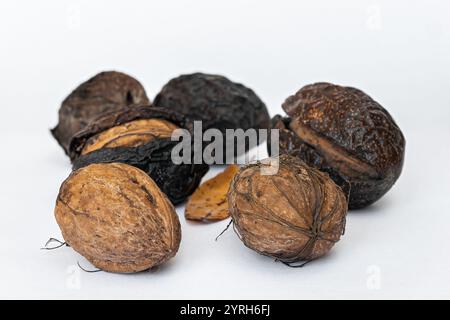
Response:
[[0, 0, 449, 299]]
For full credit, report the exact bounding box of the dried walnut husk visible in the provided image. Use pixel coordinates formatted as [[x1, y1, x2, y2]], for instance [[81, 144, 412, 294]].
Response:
[[270, 82, 405, 209], [185, 164, 239, 222], [55, 163, 181, 273], [154, 73, 271, 160], [228, 155, 347, 265], [70, 106, 208, 205], [52, 71, 149, 154]]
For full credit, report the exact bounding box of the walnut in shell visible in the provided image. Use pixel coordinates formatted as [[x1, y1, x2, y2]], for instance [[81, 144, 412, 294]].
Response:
[[271, 82, 405, 209], [54, 163, 181, 273], [228, 154, 347, 265]]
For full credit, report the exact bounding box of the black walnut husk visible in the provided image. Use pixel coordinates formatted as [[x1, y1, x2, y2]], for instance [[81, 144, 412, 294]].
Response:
[[70, 106, 208, 205], [55, 163, 181, 273], [228, 154, 348, 265], [270, 82, 405, 209], [153, 73, 271, 160], [51, 71, 149, 154]]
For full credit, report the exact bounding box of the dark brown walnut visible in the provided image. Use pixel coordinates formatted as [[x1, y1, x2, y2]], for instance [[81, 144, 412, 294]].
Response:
[[228, 154, 347, 265], [54, 163, 181, 273], [51, 71, 149, 155], [154, 73, 271, 161], [70, 106, 208, 205], [270, 83, 405, 209]]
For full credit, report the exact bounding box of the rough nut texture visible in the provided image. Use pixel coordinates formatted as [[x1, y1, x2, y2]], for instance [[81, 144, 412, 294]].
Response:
[[273, 82, 405, 209], [154, 73, 271, 160], [228, 154, 347, 265], [55, 163, 181, 273], [52, 71, 149, 154]]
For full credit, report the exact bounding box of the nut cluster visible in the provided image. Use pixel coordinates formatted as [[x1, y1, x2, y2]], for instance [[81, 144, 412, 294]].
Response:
[[48, 71, 405, 273]]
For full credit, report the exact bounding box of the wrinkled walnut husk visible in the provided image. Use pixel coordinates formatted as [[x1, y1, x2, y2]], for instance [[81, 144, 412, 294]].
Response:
[[55, 163, 181, 273], [154, 73, 271, 161], [51, 71, 149, 155], [185, 164, 239, 222], [73, 139, 209, 205], [228, 154, 347, 265], [70, 106, 208, 205], [270, 83, 405, 209]]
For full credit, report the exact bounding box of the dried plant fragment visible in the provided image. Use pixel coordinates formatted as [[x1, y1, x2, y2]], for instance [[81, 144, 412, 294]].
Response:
[[185, 164, 239, 222]]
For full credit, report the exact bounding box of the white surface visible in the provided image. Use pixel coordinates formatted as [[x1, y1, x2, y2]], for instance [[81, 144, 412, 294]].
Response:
[[1, 0, 449, 299]]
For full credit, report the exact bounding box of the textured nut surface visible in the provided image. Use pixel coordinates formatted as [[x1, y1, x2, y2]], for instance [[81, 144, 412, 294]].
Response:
[[228, 155, 347, 264], [82, 119, 178, 155], [52, 71, 149, 154], [274, 82, 405, 209], [55, 163, 181, 273]]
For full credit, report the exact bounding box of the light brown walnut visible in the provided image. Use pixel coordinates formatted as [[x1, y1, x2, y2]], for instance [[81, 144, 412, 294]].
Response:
[[228, 154, 347, 265], [55, 163, 181, 273]]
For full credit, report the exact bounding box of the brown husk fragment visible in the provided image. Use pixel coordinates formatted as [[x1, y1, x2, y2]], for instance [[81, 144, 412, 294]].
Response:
[[270, 82, 405, 209], [228, 154, 348, 265], [52, 71, 149, 155], [54, 163, 181, 273], [185, 164, 239, 222]]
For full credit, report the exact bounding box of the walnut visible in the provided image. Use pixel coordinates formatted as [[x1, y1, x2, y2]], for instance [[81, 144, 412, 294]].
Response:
[[228, 155, 347, 265], [271, 82, 405, 209], [51, 71, 149, 154], [185, 165, 239, 222], [54, 163, 181, 273]]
